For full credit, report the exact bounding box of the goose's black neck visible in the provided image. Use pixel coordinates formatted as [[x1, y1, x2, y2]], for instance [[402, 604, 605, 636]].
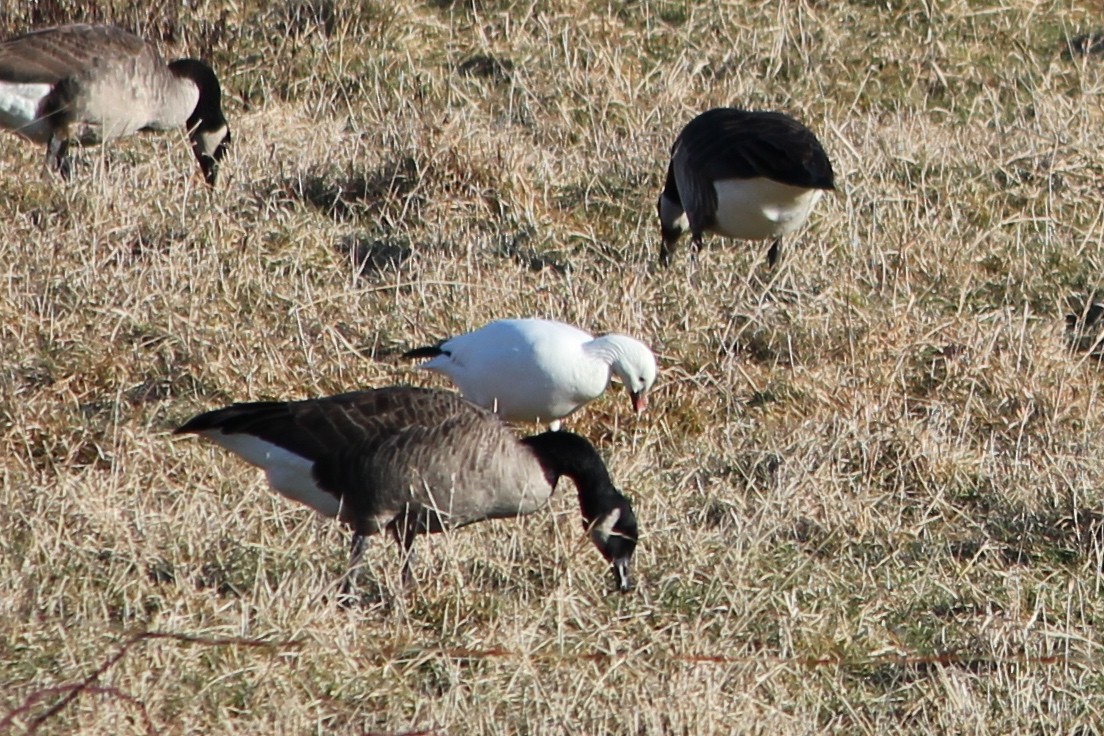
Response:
[[169, 58, 229, 186], [168, 58, 226, 132], [521, 431, 623, 520], [523, 430, 639, 591]]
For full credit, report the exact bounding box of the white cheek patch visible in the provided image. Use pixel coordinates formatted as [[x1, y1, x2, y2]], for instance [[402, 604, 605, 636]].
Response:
[[195, 124, 228, 156], [588, 507, 622, 546], [0, 82, 53, 140]]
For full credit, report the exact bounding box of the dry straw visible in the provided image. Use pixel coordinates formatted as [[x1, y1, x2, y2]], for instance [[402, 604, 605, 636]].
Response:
[[3, 0, 1104, 733]]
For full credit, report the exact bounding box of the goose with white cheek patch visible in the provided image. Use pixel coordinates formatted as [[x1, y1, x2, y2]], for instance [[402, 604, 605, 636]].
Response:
[[658, 107, 834, 268], [403, 318, 657, 431], [174, 387, 639, 596], [0, 24, 230, 185]]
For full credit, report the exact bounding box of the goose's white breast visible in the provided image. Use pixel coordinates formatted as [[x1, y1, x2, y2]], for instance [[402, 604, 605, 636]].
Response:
[[712, 178, 824, 240]]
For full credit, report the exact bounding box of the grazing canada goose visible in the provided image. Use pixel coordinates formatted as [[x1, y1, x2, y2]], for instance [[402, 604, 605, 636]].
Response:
[[0, 24, 230, 185], [174, 386, 639, 595], [658, 107, 835, 267], [403, 318, 658, 430]]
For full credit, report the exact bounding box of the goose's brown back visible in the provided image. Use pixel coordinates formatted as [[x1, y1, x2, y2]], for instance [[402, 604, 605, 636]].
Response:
[[0, 24, 201, 144], [672, 108, 834, 189], [0, 25, 151, 84]]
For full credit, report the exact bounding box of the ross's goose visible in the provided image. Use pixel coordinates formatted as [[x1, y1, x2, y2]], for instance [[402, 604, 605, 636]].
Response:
[[403, 318, 657, 430]]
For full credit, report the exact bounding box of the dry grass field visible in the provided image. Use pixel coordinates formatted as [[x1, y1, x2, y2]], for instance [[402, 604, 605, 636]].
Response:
[[3, 0, 1104, 733]]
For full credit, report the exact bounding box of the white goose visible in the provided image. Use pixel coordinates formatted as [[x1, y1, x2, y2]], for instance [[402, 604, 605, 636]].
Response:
[[403, 318, 658, 430]]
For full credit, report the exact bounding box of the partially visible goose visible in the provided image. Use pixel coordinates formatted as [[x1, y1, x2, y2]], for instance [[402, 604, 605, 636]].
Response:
[[658, 107, 835, 267], [403, 318, 658, 430], [174, 386, 639, 594], [0, 24, 230, 185], [1066, 298, 1104, 357]]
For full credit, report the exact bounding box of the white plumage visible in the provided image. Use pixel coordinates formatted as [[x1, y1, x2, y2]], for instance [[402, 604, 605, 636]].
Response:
[[0, 82, 52, 139], [710, 178, 826, 240], [192, 430, 341, 518], [404, 318, 658, 429]]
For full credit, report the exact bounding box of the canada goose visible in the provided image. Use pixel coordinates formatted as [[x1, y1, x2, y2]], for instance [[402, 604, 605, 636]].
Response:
[[174, 386, 639, 595], [403, 318, 658, 430], [658, 108, 835, 267], [0, 24, 230, 185]]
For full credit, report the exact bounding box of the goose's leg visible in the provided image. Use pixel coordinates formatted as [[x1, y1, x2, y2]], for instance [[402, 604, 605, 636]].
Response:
[[338, 530, 367, 604], [686, 232, 705, 285], [45, 134, 71, 179], [766, 238, 782, 268], [659, 237, 679, 268], [390, 521, 417, 588]]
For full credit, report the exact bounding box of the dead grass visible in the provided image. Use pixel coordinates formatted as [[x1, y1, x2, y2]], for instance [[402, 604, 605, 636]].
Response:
[[3, 0, 1104, 733]]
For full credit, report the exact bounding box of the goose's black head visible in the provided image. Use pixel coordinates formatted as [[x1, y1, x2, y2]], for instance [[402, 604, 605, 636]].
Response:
[[522, 430, 640, 593], [587, 497, 638, 593], [170, 58, 231, 187], [657, 162, 686, 266]]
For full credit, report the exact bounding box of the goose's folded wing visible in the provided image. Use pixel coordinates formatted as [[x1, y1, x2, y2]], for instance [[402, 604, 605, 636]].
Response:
[[671, 139, 719, 226], [176, 387, 477, 462], [309, 413, 525, 527], [681, 112, 833, 189], [0, 25, 148, 84]]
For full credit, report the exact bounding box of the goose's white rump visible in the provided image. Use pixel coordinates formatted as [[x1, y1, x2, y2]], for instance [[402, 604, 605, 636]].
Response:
[[404, 318, 658, 427], [711, 178, 826, 240], [191, 430, 341, 518], [0, 82, 52, 140]]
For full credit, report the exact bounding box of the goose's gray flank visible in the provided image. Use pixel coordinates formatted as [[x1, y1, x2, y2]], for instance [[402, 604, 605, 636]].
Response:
[[174, 386, 639, 597], [0, 24, 230, 185], [658, 108, 834, 267]]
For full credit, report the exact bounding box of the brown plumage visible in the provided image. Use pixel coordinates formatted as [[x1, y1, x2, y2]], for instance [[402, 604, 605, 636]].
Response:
[[0, 24, 230, 185], [174, 387, 639, 597]]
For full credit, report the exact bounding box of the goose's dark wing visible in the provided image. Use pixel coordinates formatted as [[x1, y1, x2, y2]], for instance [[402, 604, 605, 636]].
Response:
[[174, 387, 476, 462], [0, 24, 149, 84], [307, 403, 550, 529], [674, 108, 835, 190]]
